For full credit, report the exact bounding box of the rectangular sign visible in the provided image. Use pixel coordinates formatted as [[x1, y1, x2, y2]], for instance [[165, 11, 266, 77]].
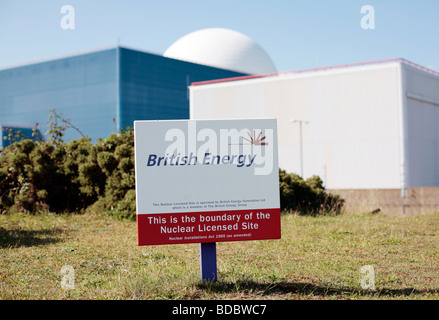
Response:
[[134, 119, 280, 246]]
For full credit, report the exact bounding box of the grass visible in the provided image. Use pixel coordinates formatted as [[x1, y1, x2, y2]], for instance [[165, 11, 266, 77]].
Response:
[[0, 211, 438, 300]]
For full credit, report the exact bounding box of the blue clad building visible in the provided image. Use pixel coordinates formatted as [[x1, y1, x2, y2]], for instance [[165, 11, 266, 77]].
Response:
[[0, 46, 246, 142]]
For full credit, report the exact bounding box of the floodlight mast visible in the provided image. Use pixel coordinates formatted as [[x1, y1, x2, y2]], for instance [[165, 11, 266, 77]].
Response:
[[290, 119, 309, 178]]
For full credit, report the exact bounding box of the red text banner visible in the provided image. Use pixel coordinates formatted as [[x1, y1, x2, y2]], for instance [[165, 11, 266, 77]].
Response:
[[137, 208, 281, 246]]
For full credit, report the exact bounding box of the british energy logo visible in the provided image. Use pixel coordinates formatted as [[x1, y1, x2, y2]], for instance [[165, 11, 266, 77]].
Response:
[[145, 122, 274, 175], [243, 130, 268, 146]]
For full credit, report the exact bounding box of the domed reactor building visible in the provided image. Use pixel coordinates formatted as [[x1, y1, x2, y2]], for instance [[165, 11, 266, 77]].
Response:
[[0, 28, 275, 145], [163, 28, 277, 75]]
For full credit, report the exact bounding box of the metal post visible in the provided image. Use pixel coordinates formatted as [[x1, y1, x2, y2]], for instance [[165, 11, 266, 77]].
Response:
[[199, 242, 217, 282], [290, 119, 308, 178]]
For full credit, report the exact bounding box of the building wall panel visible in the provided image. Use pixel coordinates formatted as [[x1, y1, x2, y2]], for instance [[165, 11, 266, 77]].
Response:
[[191, 63, 404, 189], [403, 64, 439, 187]]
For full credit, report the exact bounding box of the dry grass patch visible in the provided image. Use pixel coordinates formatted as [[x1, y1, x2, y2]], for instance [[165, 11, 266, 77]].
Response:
[[1, 211, 438, 300]]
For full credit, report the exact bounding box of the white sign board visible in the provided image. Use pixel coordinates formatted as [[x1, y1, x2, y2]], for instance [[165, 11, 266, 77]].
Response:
[[134, 119, 280, 245]]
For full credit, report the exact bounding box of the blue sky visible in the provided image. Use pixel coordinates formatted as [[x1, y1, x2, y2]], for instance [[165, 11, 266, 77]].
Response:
[[0, 0, 438, 72]]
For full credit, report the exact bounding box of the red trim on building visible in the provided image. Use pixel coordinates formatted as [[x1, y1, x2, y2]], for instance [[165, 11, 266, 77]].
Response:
[[191, 58, 439, 87]]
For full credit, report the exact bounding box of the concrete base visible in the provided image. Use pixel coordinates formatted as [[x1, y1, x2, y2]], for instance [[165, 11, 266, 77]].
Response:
[[329, 188, 439, 216]]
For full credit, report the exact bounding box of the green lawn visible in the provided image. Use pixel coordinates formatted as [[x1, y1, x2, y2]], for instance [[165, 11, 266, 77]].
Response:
[[1, 211, 438, 300]]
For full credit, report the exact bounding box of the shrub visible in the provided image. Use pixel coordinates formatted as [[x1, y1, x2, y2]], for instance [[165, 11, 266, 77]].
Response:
[[279, 169, 344, 215], [0, 129, 136, 217], [0, 139, 79, 213], [88, 130, 136, 219]]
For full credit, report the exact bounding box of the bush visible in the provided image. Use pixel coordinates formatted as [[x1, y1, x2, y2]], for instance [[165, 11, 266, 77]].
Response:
[[88, 130, 136, 220], [279, 169, 344, 215], [0, 129, 136, 217], [0, 111, 343, 218], [0, 139, 82, 213]]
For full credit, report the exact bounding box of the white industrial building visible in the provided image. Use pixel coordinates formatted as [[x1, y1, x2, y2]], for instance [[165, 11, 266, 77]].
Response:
[[157, 27, 439, 214], [189, 58, 439, 214]]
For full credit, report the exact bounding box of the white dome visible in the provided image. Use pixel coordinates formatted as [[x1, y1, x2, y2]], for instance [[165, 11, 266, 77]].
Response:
[[163, 28, 277, 75]]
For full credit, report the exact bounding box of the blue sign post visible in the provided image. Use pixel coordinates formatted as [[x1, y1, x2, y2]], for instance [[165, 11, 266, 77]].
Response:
[[199, 243, 217, 282]]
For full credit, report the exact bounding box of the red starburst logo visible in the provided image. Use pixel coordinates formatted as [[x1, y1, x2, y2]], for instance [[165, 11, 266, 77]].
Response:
[[243, 130, 268, 146]]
